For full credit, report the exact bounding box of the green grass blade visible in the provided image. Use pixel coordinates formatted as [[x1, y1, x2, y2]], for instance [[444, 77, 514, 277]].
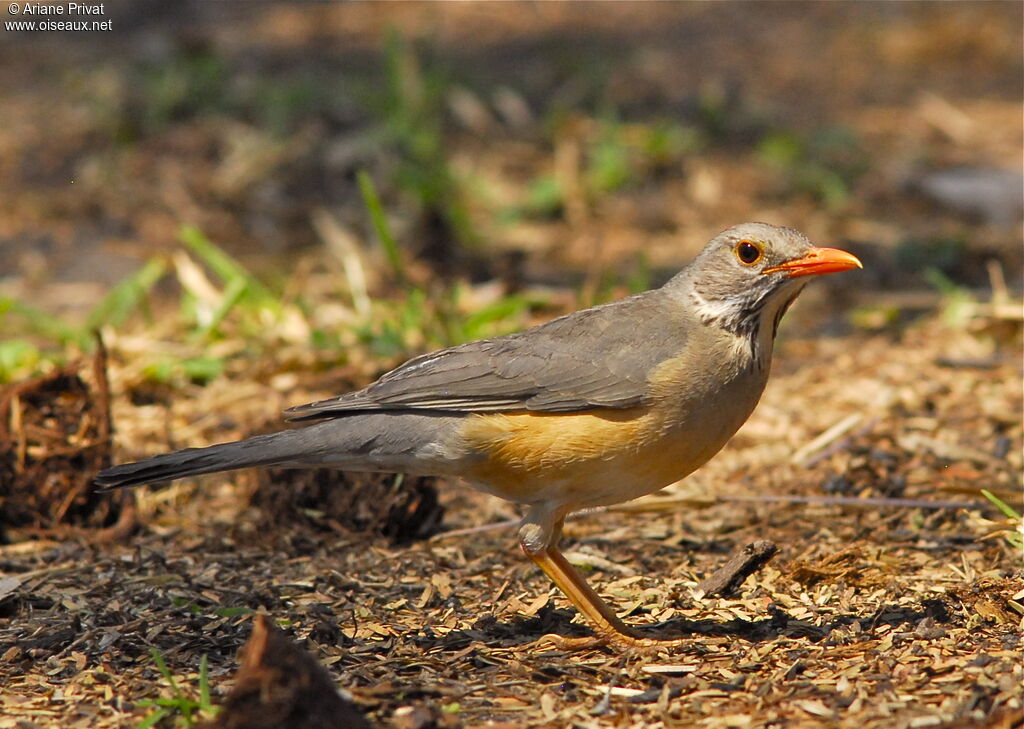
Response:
[[178, 225, 276, 308], [149, 648, 181, 697], [0, 297, 86, 346], [85, 258, 166, 331], [195, 276, 248, 339], [357, 170, 406, 283], [134, 707, 171, 729], [0, 339, 41, 382], [199, 655, 212, 710], [981, 489, 1021, 520]]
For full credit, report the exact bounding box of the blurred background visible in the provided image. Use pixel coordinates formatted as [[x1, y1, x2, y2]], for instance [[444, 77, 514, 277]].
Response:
[[1, 1, 1021, 384]]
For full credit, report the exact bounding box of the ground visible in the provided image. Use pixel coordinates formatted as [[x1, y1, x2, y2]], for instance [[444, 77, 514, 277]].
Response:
[[0, 4, 1021, 729]]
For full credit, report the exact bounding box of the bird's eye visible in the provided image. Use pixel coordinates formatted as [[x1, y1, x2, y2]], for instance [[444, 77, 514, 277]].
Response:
[[735, 240, 763, 265]]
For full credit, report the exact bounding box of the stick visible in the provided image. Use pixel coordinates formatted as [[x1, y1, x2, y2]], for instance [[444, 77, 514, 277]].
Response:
[[695, 540, 778, 598]]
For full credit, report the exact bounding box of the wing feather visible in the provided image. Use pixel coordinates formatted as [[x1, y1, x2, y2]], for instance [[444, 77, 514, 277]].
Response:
[[285, 291, 690, 420]]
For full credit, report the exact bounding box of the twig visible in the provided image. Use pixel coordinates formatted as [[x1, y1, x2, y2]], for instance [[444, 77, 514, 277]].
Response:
[[429, 518, 519, 542], [791, 413, 863, 466], [694, 540, 778, 598], [428, 493, 981, 543], [987, 259, 1010, 306], [727, 495, 981, 510], [92, 329, 112, 453]]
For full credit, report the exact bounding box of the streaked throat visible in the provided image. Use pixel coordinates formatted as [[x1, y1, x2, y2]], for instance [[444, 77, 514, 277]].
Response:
[[689, 282, 806, 370]]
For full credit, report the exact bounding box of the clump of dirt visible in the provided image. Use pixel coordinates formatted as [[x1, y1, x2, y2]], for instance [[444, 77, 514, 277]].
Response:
[[0, 346, 134, 541], [201, 615, 374, 729], [250, 468, 445, 546], [787, 543, 896, 589], [951, 577, 1024, 626]]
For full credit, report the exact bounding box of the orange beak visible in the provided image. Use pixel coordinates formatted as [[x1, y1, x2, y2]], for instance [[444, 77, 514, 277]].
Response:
[[762, 246, 863, 278]]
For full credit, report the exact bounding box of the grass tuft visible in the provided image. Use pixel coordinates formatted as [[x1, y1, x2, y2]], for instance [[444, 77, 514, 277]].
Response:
[[135, 650, 218, 728]]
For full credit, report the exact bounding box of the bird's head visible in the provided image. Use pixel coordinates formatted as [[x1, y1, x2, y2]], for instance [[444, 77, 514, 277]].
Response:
[[672, 222, 862, 337]]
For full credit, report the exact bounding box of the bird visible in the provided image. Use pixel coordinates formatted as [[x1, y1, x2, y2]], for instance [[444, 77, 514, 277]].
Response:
[[96, 222, 862, 649]]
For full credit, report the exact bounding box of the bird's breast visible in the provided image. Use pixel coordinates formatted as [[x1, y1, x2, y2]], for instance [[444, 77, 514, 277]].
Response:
[[456, 339, 768, 512]]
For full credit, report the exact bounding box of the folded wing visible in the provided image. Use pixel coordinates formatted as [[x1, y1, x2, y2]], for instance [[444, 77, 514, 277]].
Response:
[[285, 292, 689, 420]]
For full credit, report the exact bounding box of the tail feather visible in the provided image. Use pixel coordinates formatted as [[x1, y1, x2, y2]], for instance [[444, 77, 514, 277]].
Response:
[[95, 412, 467, 490], [94, 429, 314, 490]]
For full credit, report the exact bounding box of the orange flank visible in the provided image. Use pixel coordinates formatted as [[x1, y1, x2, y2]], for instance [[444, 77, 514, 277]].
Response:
[[460, 406, 709, 511]]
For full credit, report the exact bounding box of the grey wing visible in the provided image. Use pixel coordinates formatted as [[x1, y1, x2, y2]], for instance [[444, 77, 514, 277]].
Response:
[[285, 291, 689, 420]]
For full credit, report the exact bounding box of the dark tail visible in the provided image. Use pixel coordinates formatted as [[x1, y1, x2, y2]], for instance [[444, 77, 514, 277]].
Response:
[[95, 412, 465, 490], [95, 428, 324, 490]]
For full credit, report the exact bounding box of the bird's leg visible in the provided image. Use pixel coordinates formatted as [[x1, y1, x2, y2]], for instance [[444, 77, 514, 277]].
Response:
[[519, 520, 638, 639], [518, 516, 676, 651]]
